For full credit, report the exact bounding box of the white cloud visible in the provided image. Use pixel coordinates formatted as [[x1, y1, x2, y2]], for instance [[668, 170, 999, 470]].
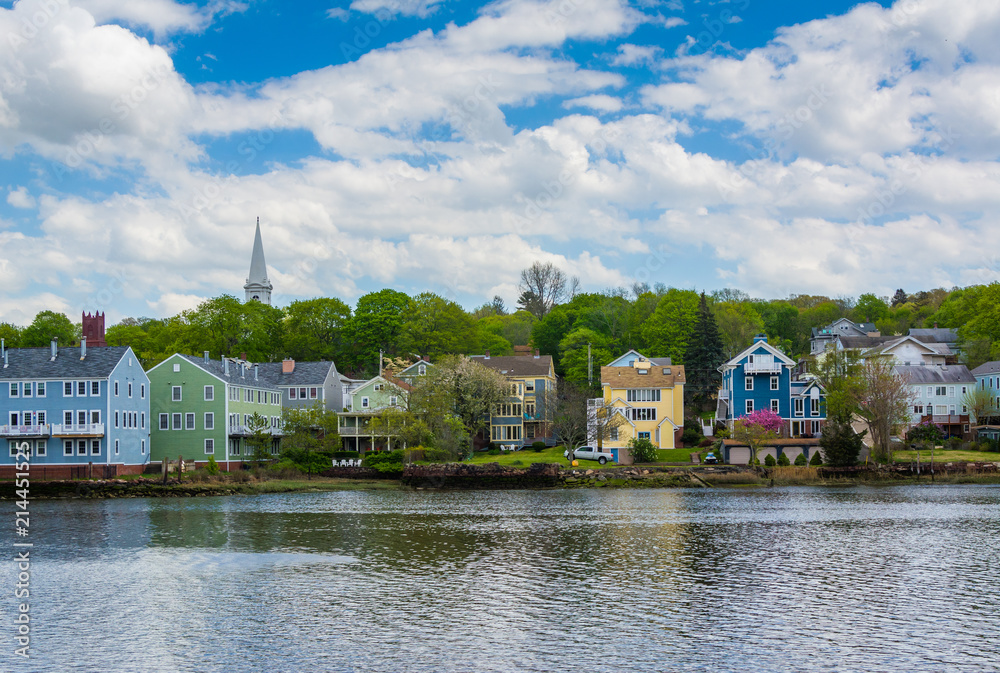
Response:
[[6, 186, 35, 209], [74, 0, 247, 38], [562, 95, 623, 112], [350, 0, 443, 19], [611, 43, 663, 66]]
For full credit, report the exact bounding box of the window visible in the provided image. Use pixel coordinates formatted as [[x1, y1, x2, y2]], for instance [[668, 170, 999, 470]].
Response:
[[418, 364, 426, 375], [77, 440, 87, 456], [115, 411, 119, 428], [159, 413, 168, 430], [745, 400, 754, 414], [9, 440, 21, 457], [63, 440, 73, 456], [390, 396, 397, 406], [745, 376, 753, 391], [9, 412, 17, 426], [172, 413, 182, 430], [231, 439, 241, 456], [638, 432, 651, 440], [205, 413, 214, 430], [629, 408, 657, 421], [205, 438, 215, 455], [626, 389, 661, 402], [36, 382, 44, 397], [771, 399, 779, 413], [35, 440, 45, 457], [936, 386, 946, 397], [794, 398, 804, 416], [10, 382, 18, 398], [926, 386, 933, 397], [289, 387, 297, 399], [610, 427, 619, 441], [77, 381, 86, 396], [186, 413, 196, 430], [92, 381, 100, 396], [64, 411, 72, 425], [141, 413, 145, 429], [23, 382, 31, 398], [114, 440, 119, 455], [245, 389, 250, 402], [172, 386, 182, 401], [204, 385, 214, 401], [915, 388, 921, 398], [91, 440, 100, 456], [299, 387, 308, 399], [361, 397, 369, 408], [637, 369, 648, 375], [64, 381, 73, 397], [141, 440, 145, 455], [914, 404, 924, 415], [91, 410, 100, 424], [127, 382, 132, 398], [770, 376, 779, 391], [309, 387, 318, 399], [811, 399, 820, 415], [526, 382, 535, 392], [948, 386, 955, 398], [173, 363, 180, 373], [114, 381, 119, 396], [78, 410, 86, 426], [36, 411, 45, 425]]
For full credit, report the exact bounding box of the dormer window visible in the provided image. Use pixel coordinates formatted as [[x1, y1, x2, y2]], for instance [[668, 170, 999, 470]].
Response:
[[638, 369, 648, 375], [663, 368, 670, 375]]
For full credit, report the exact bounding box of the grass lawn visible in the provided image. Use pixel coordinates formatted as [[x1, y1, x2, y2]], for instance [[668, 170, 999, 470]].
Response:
[[465, 446, 628, 470], [893, 449, 1000, 463]]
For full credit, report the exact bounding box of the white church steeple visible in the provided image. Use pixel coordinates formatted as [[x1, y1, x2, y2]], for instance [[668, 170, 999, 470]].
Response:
[[244, 217, 273, 305]]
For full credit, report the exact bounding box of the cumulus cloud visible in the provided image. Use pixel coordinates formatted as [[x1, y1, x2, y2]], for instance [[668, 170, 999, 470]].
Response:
[[6, 186, 35, 209], [75, 0, 248, 37], [611, 43, 663, 66]]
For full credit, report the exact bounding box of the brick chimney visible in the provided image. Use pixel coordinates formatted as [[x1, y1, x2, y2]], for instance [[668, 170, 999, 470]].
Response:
[[534, 348, 540, 358], [484, 350, 490, 359], [282, 358, 295, 373]]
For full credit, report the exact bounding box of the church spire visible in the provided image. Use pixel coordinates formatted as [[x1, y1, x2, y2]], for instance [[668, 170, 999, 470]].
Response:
[[244, 217, 273, 305]]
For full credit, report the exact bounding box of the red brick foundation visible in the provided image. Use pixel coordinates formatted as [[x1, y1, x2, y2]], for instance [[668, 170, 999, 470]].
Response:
[[0, 463, 147, 481]]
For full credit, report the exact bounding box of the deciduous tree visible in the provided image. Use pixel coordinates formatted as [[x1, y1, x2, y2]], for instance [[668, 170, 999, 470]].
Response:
[[850, 357, 913, 463]]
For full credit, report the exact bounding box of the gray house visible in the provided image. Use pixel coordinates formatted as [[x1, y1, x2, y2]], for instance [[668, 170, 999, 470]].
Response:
[[256, 359, 343, 412]]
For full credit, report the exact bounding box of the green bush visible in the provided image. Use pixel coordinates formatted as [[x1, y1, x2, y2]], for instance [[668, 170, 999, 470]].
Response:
[[206, 455, 220, 475], [361, 449, 405, 473], [809, 451, 823, 466], [487, 448, 501, 455], [794, 453, 807, 466], [764, 454, 777, 467], [531, 441, 546, 452], [628, 437, 659, 463], [777, 453, 790, 466], [331, 451, 361, 460]]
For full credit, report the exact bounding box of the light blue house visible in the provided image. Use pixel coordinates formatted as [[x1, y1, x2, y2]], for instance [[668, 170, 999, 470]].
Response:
[[717, 335, 827, 439], [0, 340, 151, 478]]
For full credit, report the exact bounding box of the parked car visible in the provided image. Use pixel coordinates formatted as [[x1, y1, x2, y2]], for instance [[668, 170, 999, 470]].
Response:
[[564, 445, 615, 465], [703, 452, 719, 465]]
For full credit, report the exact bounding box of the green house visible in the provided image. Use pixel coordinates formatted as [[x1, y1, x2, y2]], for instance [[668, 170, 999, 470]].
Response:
[[339, 375, 411, 452], [148, 353, 283, 469]]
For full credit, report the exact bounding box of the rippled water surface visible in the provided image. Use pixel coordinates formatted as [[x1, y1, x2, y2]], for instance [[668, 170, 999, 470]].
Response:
[[4, 485, 1000, 672]]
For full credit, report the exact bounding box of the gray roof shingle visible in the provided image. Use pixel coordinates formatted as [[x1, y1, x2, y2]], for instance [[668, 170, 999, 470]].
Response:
[[470, 354, 553, 377], [255, 361, 337, 386], [176, 355, 279, 390], [0, 346, 131, 379], [972, 361, 1000, 376], [895, 364, 975, 384]]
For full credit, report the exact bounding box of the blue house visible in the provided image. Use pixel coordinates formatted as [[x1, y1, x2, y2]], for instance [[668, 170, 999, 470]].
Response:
[[0, 340, 151, 478], [717, 335, 826, 439]]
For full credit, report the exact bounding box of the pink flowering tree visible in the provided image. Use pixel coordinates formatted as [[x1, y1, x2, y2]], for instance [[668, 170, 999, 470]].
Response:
[[733, 409, 784, 467]]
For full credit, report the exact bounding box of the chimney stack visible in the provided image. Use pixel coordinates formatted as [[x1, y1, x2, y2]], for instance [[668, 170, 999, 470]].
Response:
[[224, 358, 230, 376], [282, 358, 295, 373], [534, 348, 540, 358], [204, 350, 210, 363], [934, 322, 938, 329], [254, 364, 259, 381], [50, 338, 58, 361], [485, 350, 490, 359], [2, 339, 6, 368], [80, 336, 87, 360]]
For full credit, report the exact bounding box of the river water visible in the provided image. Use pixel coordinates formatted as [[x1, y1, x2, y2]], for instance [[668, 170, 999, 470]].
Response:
[[4, 485, 1000, 672]]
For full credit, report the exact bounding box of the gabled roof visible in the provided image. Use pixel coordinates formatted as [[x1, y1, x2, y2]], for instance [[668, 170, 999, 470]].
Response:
[[909, 327, 959, 344], [601, 364, 685, 388], [397, 360, 433, 377], [721, 340, 795, 369], [837, 335, 896, 350], [972, 361, 1000, 376], [470, 354, 554, 377], [790, 380, 825, 397], [864, 335, 944, 358], [605, 350, 671, 368], [895, 364, 975, 384], [0, 346, 133, 380], [255, 361, 337, 387], [150, 354, 280, 390], [352, 374, 412, 395]]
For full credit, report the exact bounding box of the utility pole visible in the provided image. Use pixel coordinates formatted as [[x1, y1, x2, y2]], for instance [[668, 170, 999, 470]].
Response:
[[588, 343, 592, 387], [379, 349, 383, 375]]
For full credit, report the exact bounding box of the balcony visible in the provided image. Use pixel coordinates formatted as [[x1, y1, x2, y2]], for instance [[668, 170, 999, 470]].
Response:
[[523, 413, 542, 421], [743, 361, 783, 374], [51, 423, 104, 437], [228, 425, 283, 437], [717, 390, 730, 400], [0, 424, 51, 437]]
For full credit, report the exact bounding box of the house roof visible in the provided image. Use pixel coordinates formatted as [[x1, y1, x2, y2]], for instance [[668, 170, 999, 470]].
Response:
[[721, 339, 796, 369], [470, 354, 554, 377], [255, 360, 337, 387], [605, 350, 671, 367], [864, 335, 946, 358], [909, 327, 959, 344], [0, 346, 133, 379], [972, 361, 1000, 376], [169, 354, 280, 390], [837, 335, 896, 349], [894, 364, 975, 384], [601, 364, 685, 388]]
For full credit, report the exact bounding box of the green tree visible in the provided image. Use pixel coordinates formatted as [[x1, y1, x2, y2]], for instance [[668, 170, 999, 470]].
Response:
[[819, 421, 865, 467], [347, 289, 411, 374], [641, 288, 699, 363], [715, 300, 764, 359], [397, 292, 480, 360], [0, 322, 22, 348], [684, 292, 725, 409], [850, 357, 913, 463], [283, 297, 352, 362], [245, 412, 275, 467], [963, 386, 998, 426], [558, 327, 614, 387], [21, 311, 77, 347], [627, 436, 658, 463], [853, 293, 891, 324]]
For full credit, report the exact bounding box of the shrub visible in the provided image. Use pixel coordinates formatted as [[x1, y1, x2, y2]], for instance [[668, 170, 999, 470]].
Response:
[[698, 438, 713, 448], [777, 453, 790, 466], [819, 420, 864, 467], [532, 441, 546, 452], [628, 437, 659, 463], [715, 426, 730, 439], [331, 451, 362, 460], [764, 454, 777, 467], [794, 453, 807, 466], [947, 437, 963, 450], [206, 455, 220, 475], [487, 448, 501, 456], [809, 451, 823, 466], [422, 448, 452, 462], [362, 449, 405, 473]]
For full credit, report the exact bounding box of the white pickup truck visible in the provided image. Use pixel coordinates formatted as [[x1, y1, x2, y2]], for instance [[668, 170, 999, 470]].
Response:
[[564, 445, 615, 465]]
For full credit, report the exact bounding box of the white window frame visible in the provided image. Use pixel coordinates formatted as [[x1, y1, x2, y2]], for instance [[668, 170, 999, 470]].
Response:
[[77, 381, 86, 396], [172, 386, 182, 402], [205, 438, 215, 455], [811, 398, 820, 415], [770, 399, 779, 414], [92, 381, 100, 396], [159, 413, 168, 430], [770, 376, 779, 391], [794, 398, 804, 416], [745, 376, 753, 391], [36, 382, 45, 398], [172, 413, 182, 430], [361, 396, 369, 408], [64, 381, 73, 397], [205, 412, 214, 430], [204, 385, 214, 401], [745, 400, 754, 414], [185, 413, 196, 430]]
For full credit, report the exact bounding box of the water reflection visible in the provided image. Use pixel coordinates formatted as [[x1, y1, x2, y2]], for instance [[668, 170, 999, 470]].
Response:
[[6, 486, 1000, 672]]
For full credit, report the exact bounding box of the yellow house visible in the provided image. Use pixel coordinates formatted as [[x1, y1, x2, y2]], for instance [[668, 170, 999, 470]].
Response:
[[597, 350, 685, 464]]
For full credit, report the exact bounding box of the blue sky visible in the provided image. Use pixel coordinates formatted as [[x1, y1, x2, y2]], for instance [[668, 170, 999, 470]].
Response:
[[0, 0, 997, 325]]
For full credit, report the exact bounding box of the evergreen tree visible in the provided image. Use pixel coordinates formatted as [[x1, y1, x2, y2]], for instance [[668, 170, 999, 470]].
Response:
[[683, 292, 725, 409], [891, 288, 907, 307]]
